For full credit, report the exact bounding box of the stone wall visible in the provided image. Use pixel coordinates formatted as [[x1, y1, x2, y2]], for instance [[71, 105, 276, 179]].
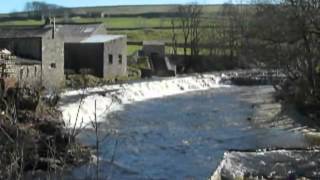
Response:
[[103, 36, 127, 78], [41, 33, 65, 90]]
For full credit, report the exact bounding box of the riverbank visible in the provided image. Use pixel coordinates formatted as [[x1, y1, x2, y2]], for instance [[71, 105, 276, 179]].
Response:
[[0, 87, 91, 179], [58, 71, 320, 179], [211, 86, 320, 179], [238, 86, 320, 141]]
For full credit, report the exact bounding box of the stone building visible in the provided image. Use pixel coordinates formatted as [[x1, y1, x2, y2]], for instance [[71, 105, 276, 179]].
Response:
[[0, 26, 64, 89], [65, 35, 127, 78], [0, 22, 127, 89]]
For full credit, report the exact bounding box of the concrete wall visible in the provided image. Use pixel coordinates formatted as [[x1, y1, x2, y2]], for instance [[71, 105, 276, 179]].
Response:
[[103, 37, 127, 78], [64, 43, 104, 77], [41, 33, 65, 89], [0, 38, 42, 60]]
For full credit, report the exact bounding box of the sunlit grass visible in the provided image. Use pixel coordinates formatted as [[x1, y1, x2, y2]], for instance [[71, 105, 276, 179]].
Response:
[[73, 17, 173, 29], [0, 19, 44, 26]]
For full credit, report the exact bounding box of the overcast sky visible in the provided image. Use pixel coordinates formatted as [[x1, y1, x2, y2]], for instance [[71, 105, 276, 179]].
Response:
[[2, 0, 238, 13]]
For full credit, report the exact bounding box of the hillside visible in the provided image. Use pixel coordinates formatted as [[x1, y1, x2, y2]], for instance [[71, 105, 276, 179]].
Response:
[[68, 4, 222, 16], [0, 4, 223, 18]]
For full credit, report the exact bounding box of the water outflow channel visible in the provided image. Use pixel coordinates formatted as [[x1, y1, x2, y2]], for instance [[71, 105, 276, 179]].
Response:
[[61, 86, 314, 179]]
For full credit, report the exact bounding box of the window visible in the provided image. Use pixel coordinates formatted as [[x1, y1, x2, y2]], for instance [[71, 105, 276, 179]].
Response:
[[50, 63, 56, 69], [34, 67, 37, 76], [119, 54, 122, 64], [20, 69, 23, 79], [108, 54, 113, 64], [26, 68, 29, 78]]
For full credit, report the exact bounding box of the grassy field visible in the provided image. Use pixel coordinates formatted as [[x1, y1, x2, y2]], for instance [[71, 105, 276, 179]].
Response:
[[0, 19, 44, 26], [110, 29, 174, 41], [72, 17, 173, 28], [69, 4, 221, 16], [0, 4, 225, 55]]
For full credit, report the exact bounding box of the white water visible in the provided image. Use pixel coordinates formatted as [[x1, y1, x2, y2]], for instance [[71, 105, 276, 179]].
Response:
[[59, 73, 229, 128]]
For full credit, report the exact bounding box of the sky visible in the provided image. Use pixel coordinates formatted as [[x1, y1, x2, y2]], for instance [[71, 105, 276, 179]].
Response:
[[2, 0, 234, 13]]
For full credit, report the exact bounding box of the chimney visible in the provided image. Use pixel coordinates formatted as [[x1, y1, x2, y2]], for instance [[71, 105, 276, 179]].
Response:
[[52, 17, 56, 39]]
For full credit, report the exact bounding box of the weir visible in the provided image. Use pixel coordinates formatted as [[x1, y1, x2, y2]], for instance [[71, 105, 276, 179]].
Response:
[[59, 73, 228, 128]]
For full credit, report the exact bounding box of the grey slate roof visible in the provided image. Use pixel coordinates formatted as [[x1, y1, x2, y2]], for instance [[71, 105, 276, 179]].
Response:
[[0, 23, 106, 42], [81, 35, 125, 43], [0, 26, 51, 38], [143, 41, 165, 46], [55, 23, 105, 42]]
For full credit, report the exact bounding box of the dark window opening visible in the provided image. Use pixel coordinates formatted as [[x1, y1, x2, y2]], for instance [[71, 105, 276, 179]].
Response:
[[34, 67, 37, 76], [20, 69, 23, 79], [119, 54, 123, 64], [26, 68, 29, 78], [109, 54, 113, 64], [50, 63, 56, 69]]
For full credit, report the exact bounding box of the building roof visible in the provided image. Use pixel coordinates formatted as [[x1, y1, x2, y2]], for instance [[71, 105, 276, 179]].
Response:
[[55, 23, 106, 42], [81, 35, 125, 43], [0, 26, 51, 38], [0, 23, 106, 41], [143, 41, 165, 46]]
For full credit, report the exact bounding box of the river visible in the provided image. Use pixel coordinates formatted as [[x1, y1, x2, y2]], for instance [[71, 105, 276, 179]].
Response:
[[59, 81, 314, 179]]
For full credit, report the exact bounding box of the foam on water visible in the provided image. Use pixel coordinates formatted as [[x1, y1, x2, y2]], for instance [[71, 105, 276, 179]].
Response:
[[59, 73, 228, 128]]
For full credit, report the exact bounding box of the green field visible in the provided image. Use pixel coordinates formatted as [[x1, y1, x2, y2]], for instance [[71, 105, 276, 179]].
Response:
[[69, 4, 221, 16], [72, 17, 173, 29], [0, 4, 226, 55], [0, 19, 44, 26], [111, 29, 174, 41]]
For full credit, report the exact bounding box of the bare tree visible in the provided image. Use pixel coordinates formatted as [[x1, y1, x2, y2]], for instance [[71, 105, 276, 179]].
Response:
[[24, 1, 63, 19], [246, 0, 320, 112], [174, 4, 203, 59], [219, 3, 242, 61], [189, 4, 203, 57], [170, 18, 178, 56]]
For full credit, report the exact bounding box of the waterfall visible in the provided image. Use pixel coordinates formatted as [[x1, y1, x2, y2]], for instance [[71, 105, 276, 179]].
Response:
[[59, 73, 229, 128]]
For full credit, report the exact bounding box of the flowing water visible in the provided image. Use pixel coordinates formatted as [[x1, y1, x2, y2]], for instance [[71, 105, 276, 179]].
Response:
[[60, 85, 313, 179]]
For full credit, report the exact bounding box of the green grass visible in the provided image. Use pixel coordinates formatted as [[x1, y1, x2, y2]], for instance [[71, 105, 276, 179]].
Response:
[[0, 19, 43, 26], [128, 45, 192, 56], [110, 29, 175, 41], [165, 46, 192, 55], [127, 45, 141, 55], [72, 17, 173, 28], [70, 4, 222, 15], [0, 4, 225, 57]]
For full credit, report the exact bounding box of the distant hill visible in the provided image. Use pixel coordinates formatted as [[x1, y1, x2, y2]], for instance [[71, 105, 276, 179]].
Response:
[[68, 4, 222, 15], [0, 4, 223, 18]]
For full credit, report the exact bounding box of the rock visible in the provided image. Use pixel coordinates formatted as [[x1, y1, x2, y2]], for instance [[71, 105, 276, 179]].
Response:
[[211, 149, 320, 180]]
